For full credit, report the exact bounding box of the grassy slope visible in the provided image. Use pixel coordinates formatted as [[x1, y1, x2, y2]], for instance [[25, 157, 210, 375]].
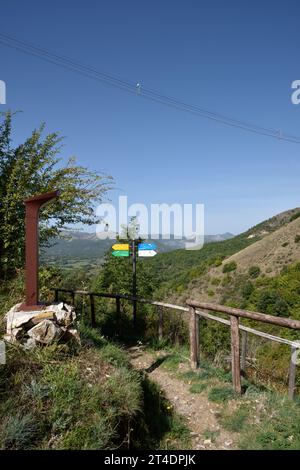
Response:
[[0, 324, 191, 450], [148, 207, 300, 297]]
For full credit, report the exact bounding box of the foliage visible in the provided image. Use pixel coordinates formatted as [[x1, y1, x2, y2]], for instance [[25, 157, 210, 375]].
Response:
[[248, 265, 261, 278], [208, 387, 237, 403], [256, 291, 289, 317], [238, 394, 300, 450], [0, 112, 112, 278], [290, 211, 300, 222], [222, 261, 237, 273]]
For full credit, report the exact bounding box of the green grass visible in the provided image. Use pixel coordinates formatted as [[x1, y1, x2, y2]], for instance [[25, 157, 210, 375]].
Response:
[[0, 326, 191, 450], [189, 382, 208, 394], [221, 406, 249, 432], [208, 386, 237, 403], [203, 429, 220, 443], [238, 394, 300, 450]]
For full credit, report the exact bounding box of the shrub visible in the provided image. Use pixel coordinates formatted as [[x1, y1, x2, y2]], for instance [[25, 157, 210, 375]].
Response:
[[207, 289, 215, 297], [222, 261, 237, 273], [214, 258, 223, 267], [241, 281, 254, 299], [248, 266, 261, 278], [290, 211, 300, 222], [257, 291, 289, 317], [0, 414, 40, 450], [211, 277, 221, 286], [281, 242, 289, 247], [294, 235, 300, 244]]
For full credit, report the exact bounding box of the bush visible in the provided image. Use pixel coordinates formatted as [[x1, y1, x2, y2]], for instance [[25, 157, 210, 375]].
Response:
[[241, 281, 254, 299], [222, 261, 237, 273], [295, 235, 300, 244], [248, 266, 261, 278], [290, 211, 300, 222], [257, 291, 289, 317], [214, 258, 223, 267]]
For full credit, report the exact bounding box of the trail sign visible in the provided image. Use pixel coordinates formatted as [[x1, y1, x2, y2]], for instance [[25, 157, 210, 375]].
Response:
[[138, 243, 157, 250], [21, 190, 60, 311], [112, 243, 129, 251], [112, 250, 130, 257], [138, 249, 157, 257]]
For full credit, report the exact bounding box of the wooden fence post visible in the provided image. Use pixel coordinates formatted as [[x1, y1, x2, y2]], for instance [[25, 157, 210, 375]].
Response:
[[90, 294, 96, 328], [288, 346, 297, 400], [116, 296, 121, 335], [71, 290, 75, 306], [241, 331, 248, 373], [189, 306, 198, 369], [54, 288, 59, 303], [158, 306, 163, 341], [230, 315, 241, 394]]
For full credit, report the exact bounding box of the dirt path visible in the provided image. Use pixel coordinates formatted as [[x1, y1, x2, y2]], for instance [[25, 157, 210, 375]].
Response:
[[128, 347, 238, 450]]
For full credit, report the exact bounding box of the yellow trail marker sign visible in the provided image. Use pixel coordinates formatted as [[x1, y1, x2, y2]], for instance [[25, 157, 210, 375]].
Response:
[[112, 243, 129, 251]]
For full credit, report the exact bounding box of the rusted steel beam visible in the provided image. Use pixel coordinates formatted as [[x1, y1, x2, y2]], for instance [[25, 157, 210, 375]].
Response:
[[21, 191, 59, 310]]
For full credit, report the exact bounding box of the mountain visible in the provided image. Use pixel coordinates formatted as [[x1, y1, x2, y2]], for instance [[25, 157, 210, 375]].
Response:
[[146, 207, 300, 299], [41, 230, 234, 269]]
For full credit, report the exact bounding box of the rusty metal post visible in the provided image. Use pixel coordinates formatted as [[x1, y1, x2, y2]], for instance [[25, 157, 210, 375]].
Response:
[[21, 191, 59, 310]]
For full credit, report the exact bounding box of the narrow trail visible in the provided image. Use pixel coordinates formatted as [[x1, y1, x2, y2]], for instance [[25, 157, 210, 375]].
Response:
[[128, 347, 238, 450]]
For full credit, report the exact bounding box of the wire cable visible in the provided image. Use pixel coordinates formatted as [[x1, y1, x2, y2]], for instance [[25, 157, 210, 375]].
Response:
[[0, 32, 299, 143]]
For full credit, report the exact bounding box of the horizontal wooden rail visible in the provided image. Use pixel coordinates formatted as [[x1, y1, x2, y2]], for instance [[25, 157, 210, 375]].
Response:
[[196, 309, 300, 348], [187, 300, 300, 330]]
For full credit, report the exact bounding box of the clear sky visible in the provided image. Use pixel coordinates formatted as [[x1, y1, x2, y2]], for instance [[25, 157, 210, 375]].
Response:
[[1, 0, 300, 234]]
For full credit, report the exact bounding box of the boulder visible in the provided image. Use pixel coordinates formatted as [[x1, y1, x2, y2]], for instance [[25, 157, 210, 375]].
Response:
[[53, 303, 76, 326], [27, 320, 64, 344], [3, 302, 79, 349], [6, 307, 54, 332]]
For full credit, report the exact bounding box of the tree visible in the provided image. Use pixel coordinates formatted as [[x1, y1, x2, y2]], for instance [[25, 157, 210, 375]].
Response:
[[93, 218, 157, 298], [0, 112, 112, 277]]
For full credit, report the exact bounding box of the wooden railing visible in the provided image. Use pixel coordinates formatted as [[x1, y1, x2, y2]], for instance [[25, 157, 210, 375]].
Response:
[[187, 300, 300, 399], [52, 288, 300, 399]]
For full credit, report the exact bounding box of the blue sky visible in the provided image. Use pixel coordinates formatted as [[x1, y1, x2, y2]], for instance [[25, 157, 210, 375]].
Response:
[[1, 0, 300, 234]]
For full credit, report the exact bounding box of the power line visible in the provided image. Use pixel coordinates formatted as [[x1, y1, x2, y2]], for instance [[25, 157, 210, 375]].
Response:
[[0, 32, 299, 143]]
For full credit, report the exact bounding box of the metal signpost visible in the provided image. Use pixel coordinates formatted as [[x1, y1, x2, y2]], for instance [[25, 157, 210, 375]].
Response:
[[111, 240, 157, 324], [20, 190, 60, 311]]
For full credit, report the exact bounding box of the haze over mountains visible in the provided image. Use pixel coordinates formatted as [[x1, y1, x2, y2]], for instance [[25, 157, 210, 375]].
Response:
[[42, 231, 234, 269]]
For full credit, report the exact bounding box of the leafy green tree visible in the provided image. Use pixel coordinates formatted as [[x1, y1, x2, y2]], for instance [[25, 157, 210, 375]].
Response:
[[0, 112, 112, 277]]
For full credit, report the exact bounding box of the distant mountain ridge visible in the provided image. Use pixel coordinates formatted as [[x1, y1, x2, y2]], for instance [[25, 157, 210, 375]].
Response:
[[42, 230, 234, 268]]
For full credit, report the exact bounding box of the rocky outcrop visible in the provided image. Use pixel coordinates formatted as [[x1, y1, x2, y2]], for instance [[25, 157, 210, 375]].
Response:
[[4, 302, 80, 349]]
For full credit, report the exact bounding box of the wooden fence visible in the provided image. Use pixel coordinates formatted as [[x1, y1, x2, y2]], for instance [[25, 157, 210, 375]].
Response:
[[53, 288, 300, 399]]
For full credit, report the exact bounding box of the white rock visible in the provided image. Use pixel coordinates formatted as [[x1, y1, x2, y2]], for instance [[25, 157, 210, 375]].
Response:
[[23, 337, 38, 350], [54, 306, 76, 326], [28, 320, 63, 344], [63, 328, 81, 345]]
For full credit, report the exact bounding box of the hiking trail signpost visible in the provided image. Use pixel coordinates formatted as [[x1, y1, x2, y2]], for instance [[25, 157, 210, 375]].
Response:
[[20, 190, 60, 311], [111, 240, 157, 323]]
